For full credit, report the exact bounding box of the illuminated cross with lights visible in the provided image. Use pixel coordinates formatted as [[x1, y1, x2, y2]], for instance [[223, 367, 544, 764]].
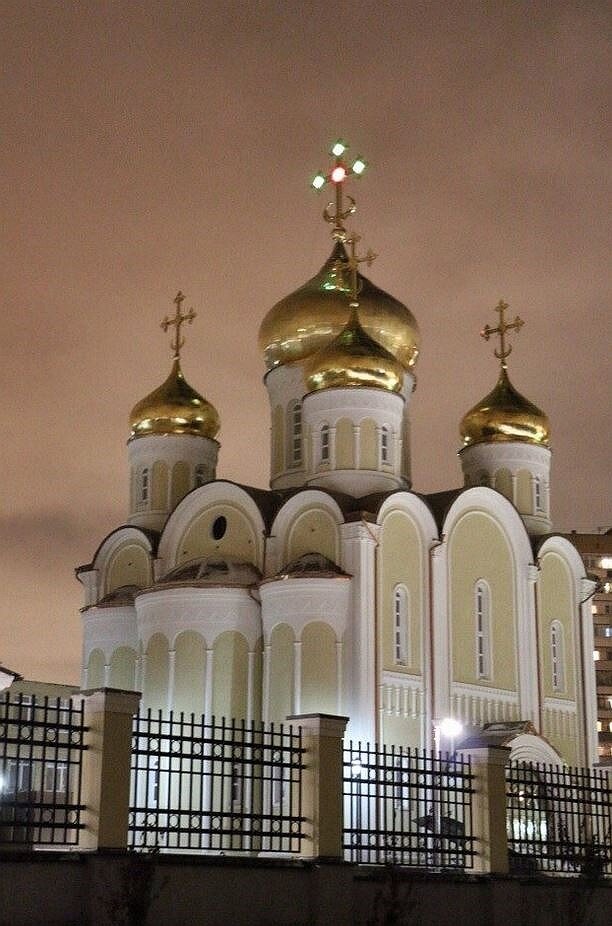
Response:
[[161, 291, 196, 360], [311, 140, 368, 240], [480, 299, 524, 368]]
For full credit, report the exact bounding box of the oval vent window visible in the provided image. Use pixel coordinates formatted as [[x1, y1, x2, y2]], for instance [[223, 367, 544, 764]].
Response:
[[211, 516, 227, 540]]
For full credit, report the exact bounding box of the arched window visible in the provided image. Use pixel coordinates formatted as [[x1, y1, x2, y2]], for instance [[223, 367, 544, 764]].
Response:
[[475, 580, 491, 679], [550, 621, 565, 692], [321, 424, 330, 463], [286, 401, 302, 469], [381, 426, 391, 465], [194, 463, 207, 487], [393, 585, 409, 666], [140, 467, 149, 504]]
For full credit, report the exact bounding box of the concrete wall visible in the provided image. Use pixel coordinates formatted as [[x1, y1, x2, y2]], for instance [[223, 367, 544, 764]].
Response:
[[0, 853, 609, 926]]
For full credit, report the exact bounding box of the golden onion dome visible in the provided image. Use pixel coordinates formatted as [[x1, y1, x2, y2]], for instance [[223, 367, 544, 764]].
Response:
[[305, 305, 404, 393], [460, 367, 550, 448], [258, 241, 420, 371], [129, 359, 220, 440]]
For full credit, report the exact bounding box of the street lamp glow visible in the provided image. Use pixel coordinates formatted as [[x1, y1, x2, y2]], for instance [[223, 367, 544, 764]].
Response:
[[331, 165, 346, 184], [331, 140, 347, 157], [352, 157, 367, 175], [438, 717, 463, 740], [312, 172, 326, 190], [351, 757, 364, 778]]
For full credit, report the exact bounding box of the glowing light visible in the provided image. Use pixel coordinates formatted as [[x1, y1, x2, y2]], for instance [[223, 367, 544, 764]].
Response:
[[331, 165, 346, 184], [352, 157, 367, 175], [437, 717, 463, 739], [331, 140, 346, 157], [312, 172, 326, 190], [600, 557, 612, 569]]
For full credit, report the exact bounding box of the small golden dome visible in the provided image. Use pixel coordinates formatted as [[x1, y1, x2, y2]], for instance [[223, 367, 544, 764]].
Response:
[[460, 367, 550, 448], [305, 306, 404, 393], [130, 359, 220, 440], [258, 242, 420, 371]]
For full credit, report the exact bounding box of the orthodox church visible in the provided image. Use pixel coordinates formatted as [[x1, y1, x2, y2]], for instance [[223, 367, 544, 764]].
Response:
[[77, 144, 598, 768]]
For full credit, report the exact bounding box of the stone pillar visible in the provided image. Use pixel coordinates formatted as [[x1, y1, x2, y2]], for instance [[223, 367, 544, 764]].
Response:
[[462, 741, 511, 874], [80, 688, 141, 851], [288, 713, 348, 860]]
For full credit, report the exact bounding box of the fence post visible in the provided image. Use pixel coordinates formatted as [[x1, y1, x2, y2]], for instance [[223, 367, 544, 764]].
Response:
[[461, 741, 510, 874], [288, 713, 348, 860], [79, 687, 141, 851]]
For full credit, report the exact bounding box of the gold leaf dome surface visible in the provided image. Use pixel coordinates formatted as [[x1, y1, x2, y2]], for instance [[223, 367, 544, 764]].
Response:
[[305, 307, 404, 393], [130, 359, 220, 439], [460, 367, 550, 448], [258, 242, 420, 371]]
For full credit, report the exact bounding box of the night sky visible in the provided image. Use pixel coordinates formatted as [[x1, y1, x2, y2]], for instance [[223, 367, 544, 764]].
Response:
[[2, 1, 609, 684]]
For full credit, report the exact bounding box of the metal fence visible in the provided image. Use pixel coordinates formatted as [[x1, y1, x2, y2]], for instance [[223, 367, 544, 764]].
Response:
[[0, 693, 87, 846], [343, 742, 475, 868], [506, 761, 611, 876], [129, 711, 305, 854]]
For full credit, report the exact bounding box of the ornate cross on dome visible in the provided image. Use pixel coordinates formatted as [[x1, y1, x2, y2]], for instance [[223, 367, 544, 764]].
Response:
[[481, 299, 524, 368], [342, 232, 377, 305], [311, 140, 368, 240], [161, 291, 196, 360]]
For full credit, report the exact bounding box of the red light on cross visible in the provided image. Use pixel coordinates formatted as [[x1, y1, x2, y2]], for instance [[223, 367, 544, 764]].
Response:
[[331, 165, 347, 184]]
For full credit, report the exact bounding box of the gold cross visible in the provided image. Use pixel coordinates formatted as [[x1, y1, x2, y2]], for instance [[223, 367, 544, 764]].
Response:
[[341, 233, 377, 303], [480, 299, 524, 367], [161, 291, 196, 360]]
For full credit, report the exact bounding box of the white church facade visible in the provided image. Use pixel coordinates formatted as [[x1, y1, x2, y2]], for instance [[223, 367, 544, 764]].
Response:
[[77, 145, 598, 769]]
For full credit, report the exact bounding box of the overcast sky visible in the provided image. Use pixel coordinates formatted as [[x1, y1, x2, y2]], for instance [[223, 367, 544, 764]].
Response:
[[1, 1, 609, 684]]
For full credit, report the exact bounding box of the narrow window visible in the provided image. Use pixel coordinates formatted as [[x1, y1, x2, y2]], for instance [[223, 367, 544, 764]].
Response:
[[141, 467, 149, 503], [551, 621, 565, 691], [321, 424, 330, 463], [534, 476, 543, 513], [393, 585, 409, 666], [286, 401, 302, 468], [194, 463, 207, 487], [381, 426, 390, 465], [475, 581, 491, 679]]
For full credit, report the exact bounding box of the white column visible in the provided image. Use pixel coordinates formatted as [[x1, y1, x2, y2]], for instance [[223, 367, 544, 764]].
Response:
[[353, 425, 361, 468], [430, 542, 449, 749], [518, 564, 540, 727], [511, 473, 518, 507], [340, 521, 379, 742], [247, 650, 255, 723], [262, 643, 271, 724], [335, 640, 343, 714], [330, 426, 337, 469], [138, 653, 147, 701], [204, 648, 214, 717], [579, 578, 599, 766], [104, 662, 111, 688], [167, 648, 176, 714], [293, 641, 302, 714]]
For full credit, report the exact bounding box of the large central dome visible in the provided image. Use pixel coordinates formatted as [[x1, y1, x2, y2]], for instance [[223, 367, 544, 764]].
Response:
[[258, 242, 420, 371]]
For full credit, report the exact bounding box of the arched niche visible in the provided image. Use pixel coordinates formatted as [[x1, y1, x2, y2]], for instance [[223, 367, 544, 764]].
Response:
[[106, 543, 151, 595], [268, 623, 295, 723], [212, 631, 248, 721], [174, 630, 206, 717], [335, 417, 354, 469], [301, 621, 337, 715], [286, 508, 338, 564], [87, 648, 105, 689], [494, 468, 513, 503], [110, 646, 136, 690], [145, 633, 169, 711], [378, 509, 423, 675], [359, 418, 378, 470], [152, 460, 169, 510]]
